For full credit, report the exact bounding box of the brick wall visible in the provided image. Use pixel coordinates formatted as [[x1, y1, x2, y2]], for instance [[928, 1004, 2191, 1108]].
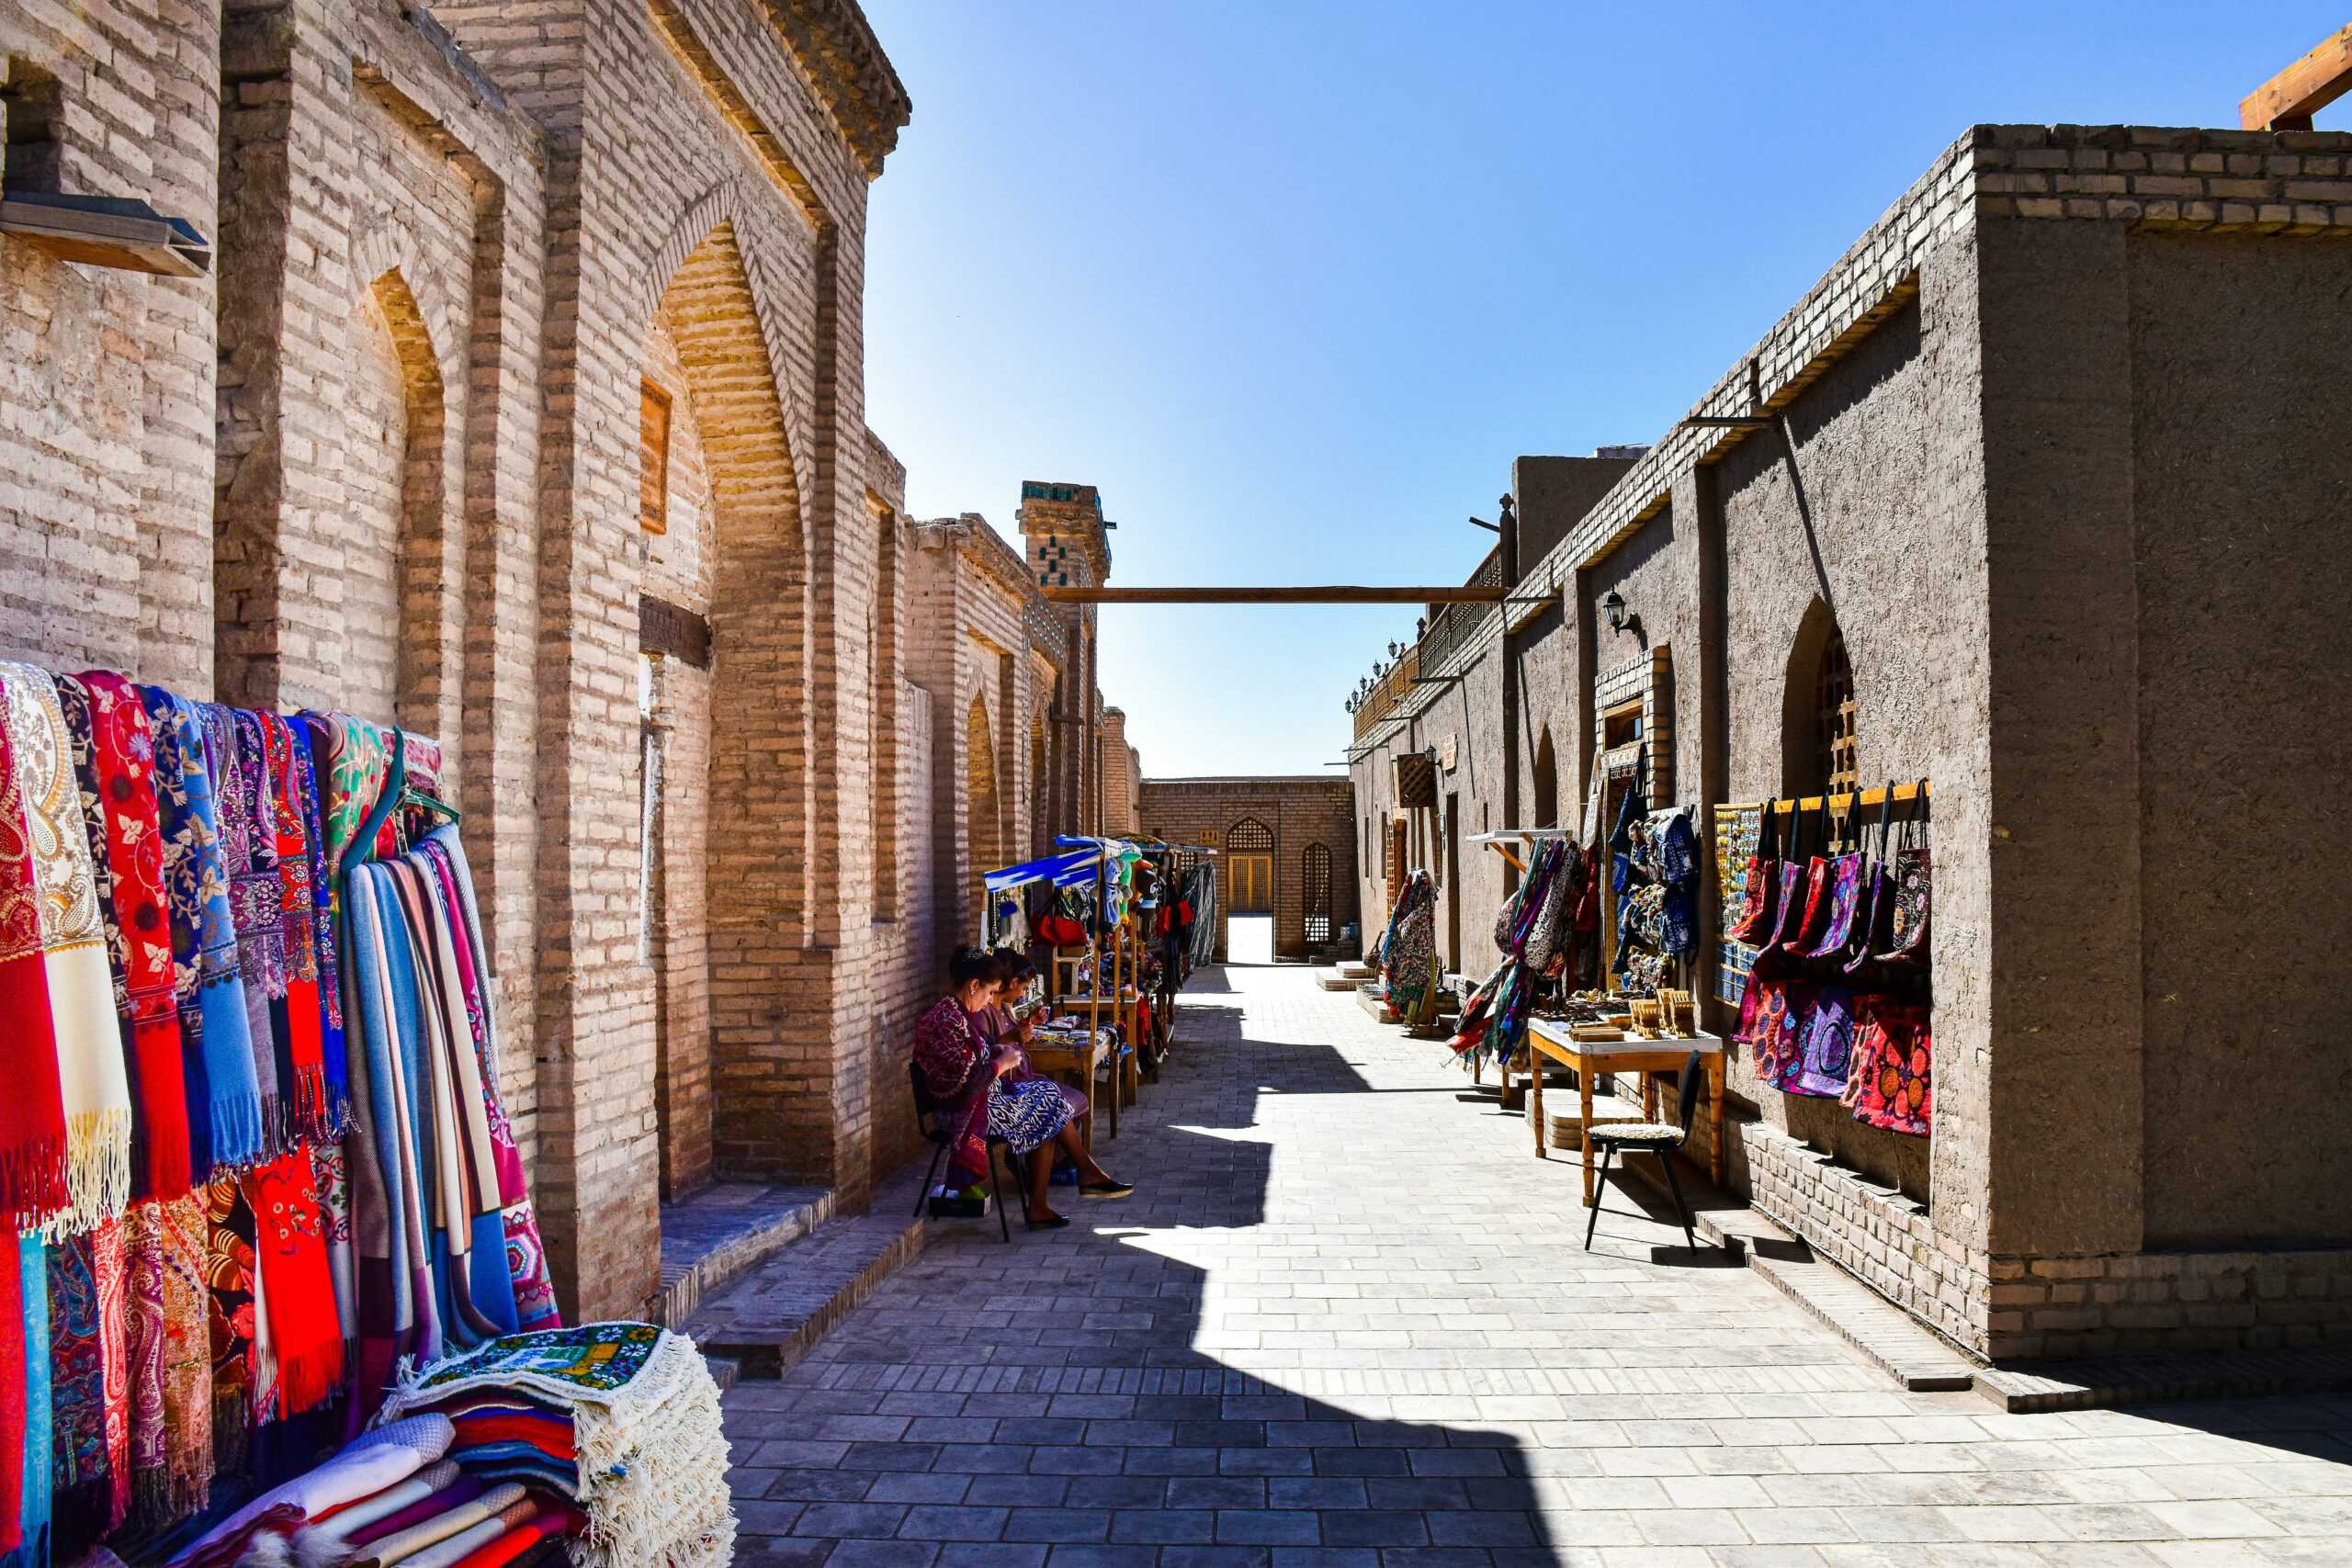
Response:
[[1136, 778, 1359, 959]]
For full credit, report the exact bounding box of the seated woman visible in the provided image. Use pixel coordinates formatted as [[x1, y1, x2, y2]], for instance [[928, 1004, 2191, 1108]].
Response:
[[913, 946, 1131, 1230], [980, 947, 1091, 1119]]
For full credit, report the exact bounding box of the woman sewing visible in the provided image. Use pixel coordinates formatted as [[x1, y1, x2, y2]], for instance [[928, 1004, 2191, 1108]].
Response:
[[913, 946, 1131, 1229]]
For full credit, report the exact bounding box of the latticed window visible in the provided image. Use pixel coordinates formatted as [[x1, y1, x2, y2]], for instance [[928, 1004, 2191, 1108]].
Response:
[[1227, 818, 1272, 852], [1301, 842, 1332, 943], [1815, 628, 1857, 795]]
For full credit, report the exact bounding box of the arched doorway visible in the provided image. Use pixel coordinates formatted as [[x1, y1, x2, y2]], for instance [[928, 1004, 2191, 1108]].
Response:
[[1226, 816, 1274, 964], [967, 694, 1001, 912], [638, 220, 812, 1191]]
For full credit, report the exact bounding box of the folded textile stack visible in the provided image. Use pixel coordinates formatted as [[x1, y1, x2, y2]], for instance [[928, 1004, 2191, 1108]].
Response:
[[379, 1325, 733, 1568], [163, 1413, 584, 1568]]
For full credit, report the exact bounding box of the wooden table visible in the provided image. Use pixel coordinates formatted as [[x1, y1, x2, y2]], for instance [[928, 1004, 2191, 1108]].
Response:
[[1525, 1021, 1726, 1203], [1025, 1037, 1112, 1144]]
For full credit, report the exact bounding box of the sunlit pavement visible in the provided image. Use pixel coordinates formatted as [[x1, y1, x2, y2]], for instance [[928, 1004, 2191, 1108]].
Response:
[[720, 964, 2352, 1567]]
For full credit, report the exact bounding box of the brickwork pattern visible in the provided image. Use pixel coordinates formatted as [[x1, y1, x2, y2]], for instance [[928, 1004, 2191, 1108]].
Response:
[[1136, 779, 1359, 958]]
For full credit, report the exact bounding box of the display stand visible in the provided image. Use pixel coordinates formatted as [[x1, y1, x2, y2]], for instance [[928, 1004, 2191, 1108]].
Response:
[[1526, 1020, 1727, 1200], [1455, 827, 1582, 1105]]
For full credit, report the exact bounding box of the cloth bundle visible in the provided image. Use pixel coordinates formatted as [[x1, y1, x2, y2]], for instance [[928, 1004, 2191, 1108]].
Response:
[[1451, 837, 1583, 1064], [0, 663, 562, 1567], [379, 1325, 736, 1568], [1375, 870, 1437, 1027]]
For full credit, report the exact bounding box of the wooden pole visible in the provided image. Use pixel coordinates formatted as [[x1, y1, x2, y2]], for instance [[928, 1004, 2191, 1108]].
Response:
[[1039, 584, 1507, 605]]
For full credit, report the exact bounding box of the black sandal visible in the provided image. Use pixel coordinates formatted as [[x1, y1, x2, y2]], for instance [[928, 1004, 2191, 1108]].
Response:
[[1080, 1180, 1134, 1200], [1025, 1210, 1071, 1229]]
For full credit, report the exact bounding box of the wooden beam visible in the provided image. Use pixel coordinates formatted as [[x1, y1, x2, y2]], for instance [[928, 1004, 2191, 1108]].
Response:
[[2242, 22, 2352, 130], [1038, 585, 1507, 604]]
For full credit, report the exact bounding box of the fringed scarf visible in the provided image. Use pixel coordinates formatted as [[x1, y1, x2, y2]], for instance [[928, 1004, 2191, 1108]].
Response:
[[47, 1223, 111, 1547], [0, 693, 71, 1234], [0, 1222, 21, 1558], [64, 672, 193, 1201], [313, 715, 389, 894], [154, 1194, 214, 1519], [245, 1150, 345, 1416], [202, 705, 285, 1150], [261, 714, 331, 1140], [1, 662, 133, 1233], [16, 1235, 51, 1568], [419, 830, 556, 1330], [289, 718, 349, 1130], [203, 1172, 259, 1476], [311, 1140, 355, 1361], [143, 688, 266, 1175], [347, 861, 435, 1408]]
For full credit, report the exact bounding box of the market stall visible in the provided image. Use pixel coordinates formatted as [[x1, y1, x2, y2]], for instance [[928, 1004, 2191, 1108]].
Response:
[[0, 661, 723, 1568]]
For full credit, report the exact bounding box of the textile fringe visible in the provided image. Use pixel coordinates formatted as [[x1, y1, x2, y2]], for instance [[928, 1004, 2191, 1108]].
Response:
[[0, 1134, 70, 1232], [211, 1388, 250, 1480], [211, 1093, 266, 1175], [277, 1340, 344, 1420], [291, 1066, 330, 1145], [131, 1463, 175, 1534], [60, 1106, 132, 1234], [130, 1100, 195, 1205]]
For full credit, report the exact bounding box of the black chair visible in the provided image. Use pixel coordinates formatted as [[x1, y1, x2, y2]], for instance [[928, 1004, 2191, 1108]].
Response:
[[910, 1060, 1016, 1242], [1583, 1048, 1704, 1252]]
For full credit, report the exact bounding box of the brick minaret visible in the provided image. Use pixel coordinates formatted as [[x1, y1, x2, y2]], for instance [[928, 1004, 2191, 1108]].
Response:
[[1015, 482, 1114, 834]]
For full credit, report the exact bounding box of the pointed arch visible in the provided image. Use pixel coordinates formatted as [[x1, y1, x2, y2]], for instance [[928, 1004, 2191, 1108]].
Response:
[[1781, 595, 1855, 796], [1532, 725, 1559, 829], [649, 220, 815, 1184], [967, 694, 1001, 907], [353, 266, 456, 736]]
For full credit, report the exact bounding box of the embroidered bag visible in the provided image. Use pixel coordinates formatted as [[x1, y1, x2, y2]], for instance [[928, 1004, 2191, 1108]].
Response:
[[1843, 999, 1930, 1134], [1843, 783, 1897, 976], [1809, 787, 1890, 963], [1756, 799, 1816, 958], [1724, 799, 1779, 942], [1741, 977, 1815, 1085], [1875, 779, 1931, 964], [1783, 795, 1842, 957], [1782, 987, 1859, 1098]]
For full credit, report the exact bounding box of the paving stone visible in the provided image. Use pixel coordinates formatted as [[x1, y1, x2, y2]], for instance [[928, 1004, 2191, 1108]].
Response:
[[720, 964, 2352, 1566]]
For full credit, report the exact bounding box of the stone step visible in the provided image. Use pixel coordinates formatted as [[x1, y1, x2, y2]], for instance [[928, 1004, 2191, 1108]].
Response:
[[1973, 1343, 2352, 1415], [1609, 1150, 1978, 1394], [1316, 971, 1362, 992], [1354, 984, 1391, 1020], [655, 1180, 835, 1327], [683, 1171, 932, 1380], [1336, 963, 1374, 980]]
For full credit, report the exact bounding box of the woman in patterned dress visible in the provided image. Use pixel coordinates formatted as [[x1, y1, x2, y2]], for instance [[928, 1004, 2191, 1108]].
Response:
[[912, 947, 1130, 1230]]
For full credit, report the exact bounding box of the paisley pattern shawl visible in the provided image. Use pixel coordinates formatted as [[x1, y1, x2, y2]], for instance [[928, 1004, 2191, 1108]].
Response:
[[142, 687, 265, 1174], [70, 672, 193, 1201], [912, 996, 995, 1188], [149, 1193, 215, 1519], [0, 685, 72, 1233], [47, 1226, 108, 1527], [262, 714, 330, 1139], [205, 705, 284, 1146], [2, 662, 133, 1233]]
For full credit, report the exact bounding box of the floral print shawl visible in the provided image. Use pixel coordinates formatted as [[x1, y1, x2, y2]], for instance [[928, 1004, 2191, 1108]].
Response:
[[912, 996, 994, 1188]]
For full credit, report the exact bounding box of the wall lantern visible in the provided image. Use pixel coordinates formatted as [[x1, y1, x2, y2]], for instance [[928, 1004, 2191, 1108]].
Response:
[[1602, 590, 1631, 636]]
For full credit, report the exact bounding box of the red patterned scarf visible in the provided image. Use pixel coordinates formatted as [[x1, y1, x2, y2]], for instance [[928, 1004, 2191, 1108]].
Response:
[[0, 711, 70, 1230], [245, 1151, 345, 1416], [72, 672, 192, 1200]]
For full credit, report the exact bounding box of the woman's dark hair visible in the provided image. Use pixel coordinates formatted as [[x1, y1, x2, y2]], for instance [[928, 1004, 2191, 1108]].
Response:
[[948, 945, 1002, 987], [990, 945, 1038, 987]]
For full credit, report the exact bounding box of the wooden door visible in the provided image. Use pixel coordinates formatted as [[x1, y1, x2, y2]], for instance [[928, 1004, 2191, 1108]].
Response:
[[1229, 855, 1272, 914]]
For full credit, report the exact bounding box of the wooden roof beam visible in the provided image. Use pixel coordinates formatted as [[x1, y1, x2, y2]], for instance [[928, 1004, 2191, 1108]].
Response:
[[2242, 22, 2352, 130], [1039, 585, 1506, 605]]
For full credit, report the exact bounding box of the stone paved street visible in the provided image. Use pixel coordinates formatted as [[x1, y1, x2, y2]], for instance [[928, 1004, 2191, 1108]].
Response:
[[720, 965, 2352, 1567]]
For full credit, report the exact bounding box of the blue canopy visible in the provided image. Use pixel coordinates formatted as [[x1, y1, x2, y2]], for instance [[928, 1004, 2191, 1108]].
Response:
[[983, 849, 1097, 892]]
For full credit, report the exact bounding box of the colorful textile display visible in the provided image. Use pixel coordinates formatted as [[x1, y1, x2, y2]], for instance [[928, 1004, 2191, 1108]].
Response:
[[3, 662, 136, 1235], [380, 1325, 736, 1568], [168, 1412, 454, 1568], [1376, 870, 1437, 1026], [1453, 838, 1582, 1063], [1844, 1001, 1932, 1135], [1, 662, 563, 1563]]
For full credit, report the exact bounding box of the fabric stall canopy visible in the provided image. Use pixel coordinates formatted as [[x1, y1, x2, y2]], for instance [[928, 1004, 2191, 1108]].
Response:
[[982, 850, 1098, 892]]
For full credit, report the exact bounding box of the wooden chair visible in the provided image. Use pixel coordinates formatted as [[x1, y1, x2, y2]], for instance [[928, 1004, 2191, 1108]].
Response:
[[1582, 1048, 1703, 1252]]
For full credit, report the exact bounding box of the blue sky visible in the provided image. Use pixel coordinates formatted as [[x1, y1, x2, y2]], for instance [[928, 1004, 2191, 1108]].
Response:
[[859, 2, 2346, 778]]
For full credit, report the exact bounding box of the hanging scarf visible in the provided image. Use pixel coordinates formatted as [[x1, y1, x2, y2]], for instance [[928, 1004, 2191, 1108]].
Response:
[[2, 663, 134, 1233], [203, 705, 286, 1147], [290, 718, 349, 1130], [260, 714, 331, 1139], [0, 1224, 19, 1558], [203, 1172, 259, 1475], [313, 715, 390, 894], [0, 689, 71, 1233], [244, 1150, 345, 1416], [143, 688, 266, 1174], [46, 1224, 109, 1543], [349, 861, 437, 1377], [152, 1193, 214, 1519], [65, 672, 194, 1201], [14, 1235, 51, 1568]]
